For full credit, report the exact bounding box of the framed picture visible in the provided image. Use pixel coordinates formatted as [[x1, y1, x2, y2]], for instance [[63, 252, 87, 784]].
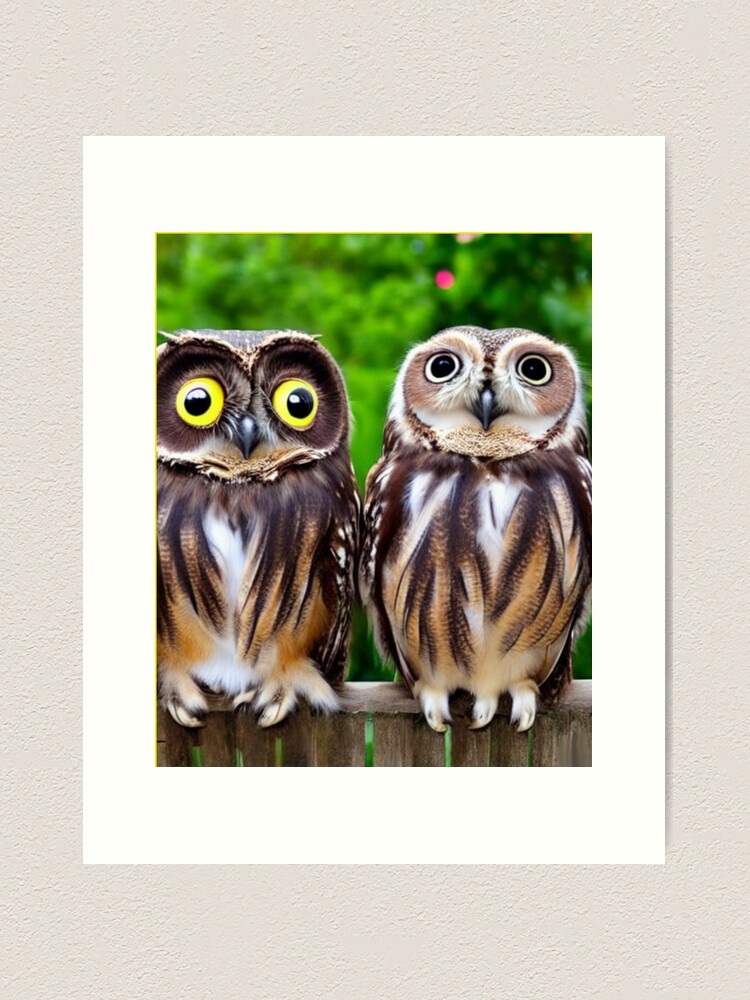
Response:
[[84, 137, 664, 862]]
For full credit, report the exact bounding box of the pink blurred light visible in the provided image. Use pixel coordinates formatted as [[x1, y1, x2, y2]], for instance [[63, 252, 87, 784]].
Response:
[[435, 270, 455, 289], [456, 233, 479, 243]]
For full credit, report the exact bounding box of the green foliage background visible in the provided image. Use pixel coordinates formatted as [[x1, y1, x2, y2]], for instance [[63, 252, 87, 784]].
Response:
[[157, 233, 592, 681]]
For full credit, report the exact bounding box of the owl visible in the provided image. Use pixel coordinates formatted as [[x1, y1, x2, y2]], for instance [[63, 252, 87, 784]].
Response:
[[360, 326, 591, 733], [157, 329, 359, 728]]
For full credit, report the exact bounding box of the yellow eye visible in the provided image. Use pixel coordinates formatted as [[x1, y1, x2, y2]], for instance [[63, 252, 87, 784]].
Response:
[[272, 379, 318, 428], [175, 377, 225, 427]]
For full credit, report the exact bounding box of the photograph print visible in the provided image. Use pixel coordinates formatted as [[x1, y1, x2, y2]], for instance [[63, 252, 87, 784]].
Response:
[[156, 233, 592, 767]]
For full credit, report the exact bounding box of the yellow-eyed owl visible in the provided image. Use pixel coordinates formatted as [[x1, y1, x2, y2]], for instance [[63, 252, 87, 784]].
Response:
[[157, 329, 359, 728], [360, 326, 591, 733]]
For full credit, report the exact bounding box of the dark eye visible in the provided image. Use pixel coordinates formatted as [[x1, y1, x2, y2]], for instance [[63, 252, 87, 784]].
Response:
[[287, 388, 314, 419], [425, 352, 461, 383], [517, 354, 552, 386], [184, 388, 210, 416]]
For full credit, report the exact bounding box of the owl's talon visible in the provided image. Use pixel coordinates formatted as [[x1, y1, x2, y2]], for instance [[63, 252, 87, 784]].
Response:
[[419, 689, 451, 733], [257, 700, 292, 728], [253, 683, 296, 727], [168, 701, 206, 728], [515, 709, 534, 733], [470, 695, 498, 730], [232, 689, 256, 711], [425, 712, 448, 733], [510, 687, 537, 733], [160, 669, 209, 728]]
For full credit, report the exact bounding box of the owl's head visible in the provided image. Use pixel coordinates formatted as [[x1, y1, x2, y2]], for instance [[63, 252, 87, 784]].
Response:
[[390, 326, 587, 460], [157, 329, 351, 481]]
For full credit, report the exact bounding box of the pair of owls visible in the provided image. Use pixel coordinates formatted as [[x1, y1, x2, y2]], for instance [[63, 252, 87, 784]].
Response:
[[157, 327, 591, 734]]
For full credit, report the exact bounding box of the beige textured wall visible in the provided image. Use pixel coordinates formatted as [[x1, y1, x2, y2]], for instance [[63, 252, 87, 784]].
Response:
[[3, 1, 748, 997]]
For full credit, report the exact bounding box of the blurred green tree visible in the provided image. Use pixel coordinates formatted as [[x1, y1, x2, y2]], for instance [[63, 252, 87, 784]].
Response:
[[157, 233, 592, 680]]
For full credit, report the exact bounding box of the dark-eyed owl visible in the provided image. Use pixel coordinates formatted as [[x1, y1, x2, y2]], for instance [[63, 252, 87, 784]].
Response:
[[157, 329, 359, 728], [360, 326, 591, 733]]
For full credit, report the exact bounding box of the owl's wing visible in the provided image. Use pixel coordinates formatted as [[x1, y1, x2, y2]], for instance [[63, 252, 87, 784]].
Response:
[[358, 458, 385, 609], [157, 476, 227, 642], [573, 424, 590, 460], [359, 456, 418, 690], [359, 417, 409, 605], [536, 454, 592, 701], [311, 467, 361, 683]]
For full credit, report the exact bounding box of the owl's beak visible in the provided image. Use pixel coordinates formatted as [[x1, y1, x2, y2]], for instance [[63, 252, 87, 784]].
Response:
[[233, 415, 260, 459], [475, 387, 498, 432]]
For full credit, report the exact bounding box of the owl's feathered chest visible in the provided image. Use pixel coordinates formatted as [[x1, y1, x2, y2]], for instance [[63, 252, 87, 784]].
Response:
[[157, 458, 358, 672], [362, 447, 591, 678]]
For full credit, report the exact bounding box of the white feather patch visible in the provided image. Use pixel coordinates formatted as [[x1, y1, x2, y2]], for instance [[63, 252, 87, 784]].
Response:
[[191, 653, 255, 696], [203, 511, 247, 608], [190, 511, 256, 695], [406, 471, 435, 521], [475, 475, 525, 557]]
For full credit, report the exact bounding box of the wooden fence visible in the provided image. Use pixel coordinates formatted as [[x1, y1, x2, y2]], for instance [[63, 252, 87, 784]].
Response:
[[157, 680, 591, 766]]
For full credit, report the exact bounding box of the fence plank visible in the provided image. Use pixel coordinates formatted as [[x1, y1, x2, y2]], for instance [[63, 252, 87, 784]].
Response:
[[413, 720, 447, 766], [275, 707, 318, 766], [560, 713, 592, 767], [156, 709, 168, 766], [199, 711, 238, 766], [489, 719, 531, 767], [569, 700, 593, 766], [373, 714, 414, 766], [532, 705, 592, 766], [532, 710, 567, 766], [159, 710, 202, 766], [315, 713, 365, 766], [235, 709, 279, 767], [448, 691, 490, 766], [451, 724, 491, 766]]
